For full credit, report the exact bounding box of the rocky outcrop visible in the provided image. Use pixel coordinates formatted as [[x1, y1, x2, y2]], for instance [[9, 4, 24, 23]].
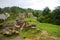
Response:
[[0, 13, 10, 25], [0, 19, 37, 36], [0, 13, 10, 20]]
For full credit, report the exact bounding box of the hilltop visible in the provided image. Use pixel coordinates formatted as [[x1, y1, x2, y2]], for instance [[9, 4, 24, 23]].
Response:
[[0, 18, 60, 40]]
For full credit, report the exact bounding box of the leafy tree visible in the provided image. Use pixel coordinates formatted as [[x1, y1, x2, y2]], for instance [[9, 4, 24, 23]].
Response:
[[2, 7, 10, 13], [38, 7, 51, 23], [33, 10, 42, 17], [0, 6, 60, 25], [52, 6, 60, 25], [42, 7, 51, 16], [0, 8, 2, 14]]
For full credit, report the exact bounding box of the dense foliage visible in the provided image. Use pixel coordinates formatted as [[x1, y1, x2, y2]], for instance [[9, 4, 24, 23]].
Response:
[[0, 6, 60, 25], [37, 6, 60, 25]]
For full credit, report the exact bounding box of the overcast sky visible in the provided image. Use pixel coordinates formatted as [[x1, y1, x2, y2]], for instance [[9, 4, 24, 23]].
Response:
[[0, 0, 60, 10]]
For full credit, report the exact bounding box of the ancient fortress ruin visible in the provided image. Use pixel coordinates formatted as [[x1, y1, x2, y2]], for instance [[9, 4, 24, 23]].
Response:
[[0, 13, 39, 36]]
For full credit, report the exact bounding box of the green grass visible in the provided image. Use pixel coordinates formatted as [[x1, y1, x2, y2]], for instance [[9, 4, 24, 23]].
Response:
[[24, 18, 60, 36], [0, 34, 4, 38], [20, 28, 40, 38], [1, 18, 60, 36], [6, 18, 16, 23], [0, 18, 60, 39]]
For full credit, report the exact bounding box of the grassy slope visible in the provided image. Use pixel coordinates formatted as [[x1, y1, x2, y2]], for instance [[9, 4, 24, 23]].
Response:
[[0, 18, 60, 39], [24, 18, 60, 37], [0, 12, 60, 40]]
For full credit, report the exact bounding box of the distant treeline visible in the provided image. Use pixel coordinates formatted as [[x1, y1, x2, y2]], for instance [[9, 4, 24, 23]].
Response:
[[0, 6, 60, 25]]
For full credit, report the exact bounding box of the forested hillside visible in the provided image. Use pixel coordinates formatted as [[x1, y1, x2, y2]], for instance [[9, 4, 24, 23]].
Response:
[[0, 6, 60, 40], [0, 6, 60, 25]]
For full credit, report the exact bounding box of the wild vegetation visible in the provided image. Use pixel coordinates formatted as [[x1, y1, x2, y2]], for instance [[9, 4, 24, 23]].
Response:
[[0, 6, 60, 25], [0, 6, 60, 40]]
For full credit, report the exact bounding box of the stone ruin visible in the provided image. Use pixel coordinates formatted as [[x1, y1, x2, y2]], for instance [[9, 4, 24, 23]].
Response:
[[0, 13, 10, 30], [18, 13, 25, 19], [27, 13, 37, 19], [0, 13, 10, 20], [0, 13, 39, 36], [0, 18, 38, 36], [0, 13, 10, 23], [27, 13, 34, 18]]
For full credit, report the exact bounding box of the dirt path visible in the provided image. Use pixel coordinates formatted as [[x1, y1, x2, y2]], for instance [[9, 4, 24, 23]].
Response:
[[24, 30, 49, 40], [0, 37, 9, 40], [35, 30, 49, 40], [11, 36, 24, 40], [0, 36, 24, 40], [35, 30, 60, 40], [24, 30, 60, 40]]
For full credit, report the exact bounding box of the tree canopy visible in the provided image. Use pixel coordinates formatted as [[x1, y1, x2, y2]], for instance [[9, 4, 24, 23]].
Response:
[[0, 6, 60, 25]]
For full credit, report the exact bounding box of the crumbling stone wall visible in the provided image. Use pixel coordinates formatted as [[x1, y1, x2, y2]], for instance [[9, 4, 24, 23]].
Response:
[[0, 18, 38, 36]]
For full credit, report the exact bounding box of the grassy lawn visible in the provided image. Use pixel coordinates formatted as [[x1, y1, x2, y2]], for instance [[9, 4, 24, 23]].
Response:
[[24, 18, 60, 37]]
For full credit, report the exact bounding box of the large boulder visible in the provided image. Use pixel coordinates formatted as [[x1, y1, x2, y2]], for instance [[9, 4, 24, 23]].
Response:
[[16, 19, 25, 25], [1, 27, 12, 35], [28, 13, 34, 18], [19, 13, 25, 19], [0, 13, 10, 20]]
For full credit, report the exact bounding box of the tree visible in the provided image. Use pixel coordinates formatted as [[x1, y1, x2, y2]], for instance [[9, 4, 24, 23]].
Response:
[[38, 7, 51, 23], [52, 6, 60, 25], [42, 7, 51, 16], [33, 10, 42, 17], [0, 8, 2, 14], [2, 7, 10, 13]]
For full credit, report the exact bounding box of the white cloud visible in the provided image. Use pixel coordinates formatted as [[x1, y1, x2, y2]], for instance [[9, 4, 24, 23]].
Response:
[[0, 0, 60, 10], [26, 0, 60, 10]]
